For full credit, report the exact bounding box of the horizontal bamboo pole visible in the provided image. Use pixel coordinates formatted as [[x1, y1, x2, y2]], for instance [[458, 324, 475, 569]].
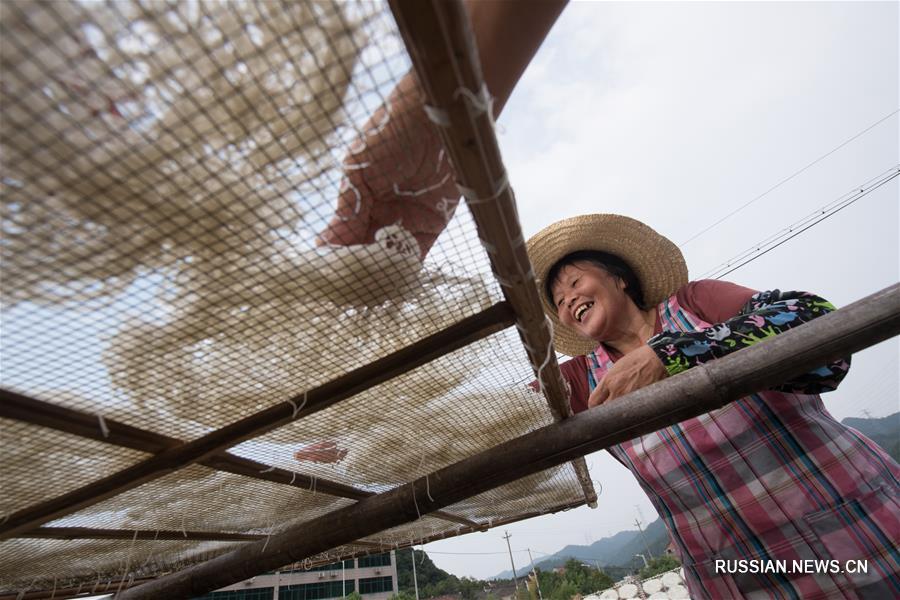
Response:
[[0, 302, 514, 540], [8, 500, 589, 600], [388, 0, 596, 506], [118, 283, 900, 599], [0, 390, 477, 529], [22, 527, 265, 542]]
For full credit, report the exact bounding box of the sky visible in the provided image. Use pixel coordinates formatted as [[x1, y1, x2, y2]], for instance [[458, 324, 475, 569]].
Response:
[[422, 1, 899, 580]]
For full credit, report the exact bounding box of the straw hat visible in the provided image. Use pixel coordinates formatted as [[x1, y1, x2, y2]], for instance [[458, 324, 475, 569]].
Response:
[[527, 214, 688, 356]]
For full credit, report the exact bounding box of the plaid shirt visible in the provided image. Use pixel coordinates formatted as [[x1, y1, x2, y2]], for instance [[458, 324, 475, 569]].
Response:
[[586, 290, 900, 599]]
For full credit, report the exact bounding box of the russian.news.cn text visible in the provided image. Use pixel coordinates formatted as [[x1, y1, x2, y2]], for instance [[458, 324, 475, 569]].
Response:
[[714, 559, 868, 575]]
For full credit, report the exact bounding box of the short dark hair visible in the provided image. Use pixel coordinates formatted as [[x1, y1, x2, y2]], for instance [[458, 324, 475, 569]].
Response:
[[545, 250, 646, 309]]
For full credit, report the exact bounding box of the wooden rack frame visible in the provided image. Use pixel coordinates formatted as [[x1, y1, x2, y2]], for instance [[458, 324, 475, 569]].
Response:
[[3, 1, 897, 598]]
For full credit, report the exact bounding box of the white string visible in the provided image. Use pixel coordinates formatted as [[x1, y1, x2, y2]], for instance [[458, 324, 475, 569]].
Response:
[[457, 172, 509, 206], [343, 161, 370, 171], [366, 103, 392, 137], [96, 414, 110, 438], [259, 465, 276, 473], [425, 474, 434, 503], [181, 514, 187, 538], [435, 197, 459, 223], [289, 470, 297, 485], [393, 172, 451, 197], [411, 483, 422, 521], [114, 530, 140, 597], [337, 178, 362, 222], [49, 577, 57, 600], [454, 84, 493, 119], [16, 578, 36, 600], [141, 529, 161, 569], [285, 390, 308, 420], [423, 104, 450, 127], [261, 521, 274, 554], [533, 316, 556, 394], [480, 238, 497, 255]]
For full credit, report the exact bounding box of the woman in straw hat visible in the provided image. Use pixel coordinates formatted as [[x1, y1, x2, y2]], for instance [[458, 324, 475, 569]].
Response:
[[320, 2, 899, 596], [527, 213, 900, 599]]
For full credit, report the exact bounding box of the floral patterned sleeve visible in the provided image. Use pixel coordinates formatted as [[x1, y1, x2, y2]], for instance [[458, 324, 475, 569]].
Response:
[[648, 290, 851, 394]]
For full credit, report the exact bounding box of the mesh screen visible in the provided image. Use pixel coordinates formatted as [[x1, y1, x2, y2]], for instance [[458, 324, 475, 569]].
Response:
[[0, 417, 151, 517], [0, 0, 588, 594]]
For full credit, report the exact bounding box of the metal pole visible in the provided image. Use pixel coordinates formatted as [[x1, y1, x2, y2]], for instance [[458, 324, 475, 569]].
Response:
[[411, 547, 420, 600], [633, 517, 653, 560], [503, 531, 520, 593], [527, 548, 542, 600]]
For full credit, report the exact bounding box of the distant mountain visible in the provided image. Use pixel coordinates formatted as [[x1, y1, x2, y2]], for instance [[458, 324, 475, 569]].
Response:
[[842, 412, 899, 462], [491, 518, 669, 580]]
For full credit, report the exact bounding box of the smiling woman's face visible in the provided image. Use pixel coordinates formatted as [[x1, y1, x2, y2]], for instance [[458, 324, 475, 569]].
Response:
[[550, 262, 636, 343]]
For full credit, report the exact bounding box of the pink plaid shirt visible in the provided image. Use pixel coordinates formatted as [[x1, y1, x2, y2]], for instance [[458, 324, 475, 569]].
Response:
[[587, 292, 900, 599]]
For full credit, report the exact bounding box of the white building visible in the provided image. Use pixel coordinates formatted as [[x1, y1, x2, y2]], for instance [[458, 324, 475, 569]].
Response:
[[194, 551, 399, 600]]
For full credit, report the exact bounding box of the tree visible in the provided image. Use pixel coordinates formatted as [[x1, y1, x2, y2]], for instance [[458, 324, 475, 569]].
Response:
[[531, 560, 613, 600], [638, 555, 681, 580]]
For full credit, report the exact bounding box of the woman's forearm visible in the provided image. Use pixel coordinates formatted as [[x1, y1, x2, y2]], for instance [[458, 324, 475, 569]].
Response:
[[648, 290, 852, 393], [465, 0, 568, 114]]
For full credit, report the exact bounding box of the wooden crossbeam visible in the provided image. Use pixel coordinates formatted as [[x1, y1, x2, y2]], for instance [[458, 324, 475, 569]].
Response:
[[0, 390, 477, 530], [0, 301, 514, 540]]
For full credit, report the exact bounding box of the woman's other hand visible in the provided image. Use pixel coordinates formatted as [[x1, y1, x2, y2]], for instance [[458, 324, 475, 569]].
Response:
[[294, 441, 348, 464], [588, 345, 668, 408]]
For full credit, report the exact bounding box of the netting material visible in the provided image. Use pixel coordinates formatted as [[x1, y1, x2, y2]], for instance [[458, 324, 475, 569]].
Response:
[[0, 417, 151, 518], [0, 0, 589, 594]]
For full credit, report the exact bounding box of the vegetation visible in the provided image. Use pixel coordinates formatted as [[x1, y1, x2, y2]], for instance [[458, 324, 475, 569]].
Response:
[[394, 548, 486, 600], [528, 559, 614, 600], [637, 555, 681, 580]]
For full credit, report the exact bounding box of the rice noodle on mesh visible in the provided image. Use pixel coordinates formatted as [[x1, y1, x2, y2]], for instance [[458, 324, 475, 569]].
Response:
[[1, 0, 366, 307]]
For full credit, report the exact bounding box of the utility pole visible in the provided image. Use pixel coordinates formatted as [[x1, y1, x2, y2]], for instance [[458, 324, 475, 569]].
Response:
[[634, 505, 653, 559], [634, 518, 653, 560], [527, 548, 543, 600], [411, 547, 420, 600], [502, 531, 520, 593]]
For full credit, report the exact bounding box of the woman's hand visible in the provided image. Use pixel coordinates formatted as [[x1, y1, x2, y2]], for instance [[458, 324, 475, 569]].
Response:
[[294, 441, 348, 464], [588, 345, 668, 408], [318, 74, 459, 259], [319, 2, 566, 259]]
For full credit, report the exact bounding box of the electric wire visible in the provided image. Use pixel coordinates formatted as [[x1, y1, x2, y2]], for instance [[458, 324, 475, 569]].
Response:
[[679, 109, 900, 247], [700, 165, 899, 280]]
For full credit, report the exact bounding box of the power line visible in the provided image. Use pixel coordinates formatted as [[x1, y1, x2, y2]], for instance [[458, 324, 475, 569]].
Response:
[[700, 165, 899, 280], [679, 108, 900, 247]]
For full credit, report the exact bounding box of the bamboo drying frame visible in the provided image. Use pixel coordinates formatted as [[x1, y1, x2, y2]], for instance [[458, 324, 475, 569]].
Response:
[[2, 1, 897, 598]]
